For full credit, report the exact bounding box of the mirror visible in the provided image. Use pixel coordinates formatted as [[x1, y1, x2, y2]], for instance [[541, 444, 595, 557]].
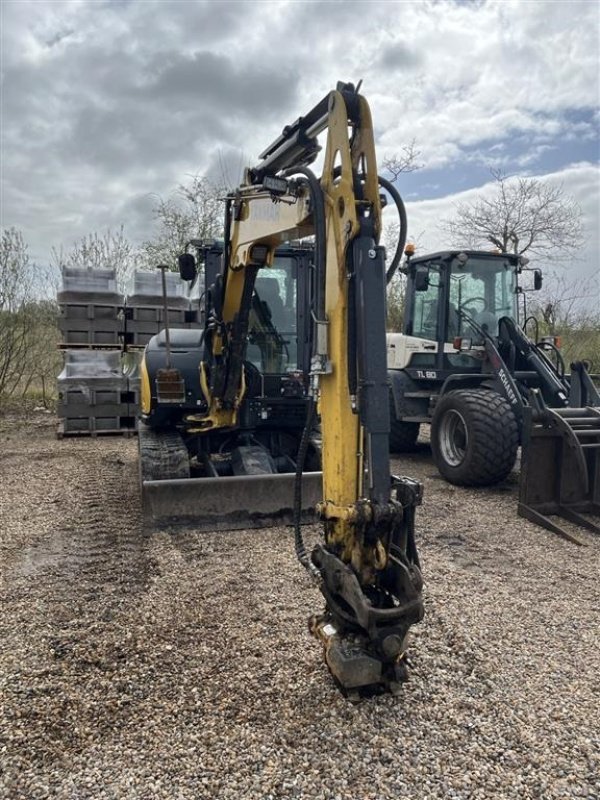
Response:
[[534, 269, 543, 291], [414, 266, 430, 292], [178, 253, 197, 281]]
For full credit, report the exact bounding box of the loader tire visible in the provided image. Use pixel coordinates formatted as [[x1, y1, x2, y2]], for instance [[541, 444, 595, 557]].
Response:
[[389, 395, 420, 453], [430, 389, 518, 486]]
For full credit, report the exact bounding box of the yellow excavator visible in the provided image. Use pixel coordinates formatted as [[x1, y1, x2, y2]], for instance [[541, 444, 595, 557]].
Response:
[[138, 82, 424, 694]]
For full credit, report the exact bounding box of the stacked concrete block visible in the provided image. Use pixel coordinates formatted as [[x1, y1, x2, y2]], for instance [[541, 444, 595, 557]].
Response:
[[123, 270, 197, 348], [56, 351, 136, 436], [58, 268, 124, 348], [55, 267, 201, 435]]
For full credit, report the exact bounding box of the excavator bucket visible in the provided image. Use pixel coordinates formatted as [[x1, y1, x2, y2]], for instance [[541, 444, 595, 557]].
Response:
[[518, 405, 600, 545], [141, 471, 323, 532]]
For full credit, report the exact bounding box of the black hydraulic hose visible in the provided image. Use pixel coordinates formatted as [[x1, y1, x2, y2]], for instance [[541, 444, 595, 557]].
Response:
[[284, 166, 326, 324], [293, 396, 320, 578], [536, 341, 566, 379], [378, 175, 407, 285], [281, 167, 327, 579]]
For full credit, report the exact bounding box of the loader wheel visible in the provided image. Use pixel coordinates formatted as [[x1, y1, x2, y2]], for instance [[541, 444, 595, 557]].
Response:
[[389, 395, 419, 453], [430, 389, 518, 486]]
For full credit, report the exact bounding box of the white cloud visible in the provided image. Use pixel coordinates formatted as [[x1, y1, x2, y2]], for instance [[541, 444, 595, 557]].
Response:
[[389, 163, 599, 305], [0, 0, 598, 269]]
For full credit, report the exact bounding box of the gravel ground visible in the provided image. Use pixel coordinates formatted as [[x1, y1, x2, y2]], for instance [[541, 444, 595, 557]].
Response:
[[1, 412, 599, 800]]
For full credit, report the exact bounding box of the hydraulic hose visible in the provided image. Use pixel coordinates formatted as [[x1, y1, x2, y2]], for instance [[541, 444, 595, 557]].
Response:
[[378, 175, 407, 284], [293, 396, 320, 578], [282, 166, 326, 578], [285, 166, 326, 324]]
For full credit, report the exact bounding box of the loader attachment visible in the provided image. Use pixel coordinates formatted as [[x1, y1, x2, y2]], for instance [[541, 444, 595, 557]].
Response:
[[141, 471, 322, 531], [518, 402, 600, 545]]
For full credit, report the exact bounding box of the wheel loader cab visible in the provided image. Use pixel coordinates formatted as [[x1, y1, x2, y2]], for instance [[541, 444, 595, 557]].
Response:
[[390, 247, 600, 542], [404, 251, 521, 370]]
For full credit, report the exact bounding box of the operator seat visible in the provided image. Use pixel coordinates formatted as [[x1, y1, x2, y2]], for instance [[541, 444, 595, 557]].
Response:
[[424, 299, 460, 340], [477, 310, 499, 336], [256, 277, 295, 332], [448, 302, 460, 339], [255, 278, 285, 325]]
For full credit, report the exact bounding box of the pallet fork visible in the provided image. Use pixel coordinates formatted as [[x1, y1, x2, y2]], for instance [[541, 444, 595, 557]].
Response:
[[519, 381, 600, 545]]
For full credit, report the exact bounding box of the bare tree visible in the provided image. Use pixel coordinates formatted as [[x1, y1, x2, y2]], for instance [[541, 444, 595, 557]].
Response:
[[382, 220, 404, 331], [140, 175, 225, 270], [51, 225, 136, 292], [381, 139, 423, 183], [527, 269, 600, 368], [0, 229, 60, 405], [19, 299, 62, 407], [0, 229, 34, 399], [443, 169, 583, 258]]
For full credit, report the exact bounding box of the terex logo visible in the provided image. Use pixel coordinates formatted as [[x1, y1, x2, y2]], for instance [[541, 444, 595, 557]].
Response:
[[498, 368, 518, 405]]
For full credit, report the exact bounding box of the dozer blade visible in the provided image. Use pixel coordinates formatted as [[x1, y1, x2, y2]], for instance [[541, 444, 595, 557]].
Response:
[[519, 405, 600, 545], [142, 471, 323, 531]]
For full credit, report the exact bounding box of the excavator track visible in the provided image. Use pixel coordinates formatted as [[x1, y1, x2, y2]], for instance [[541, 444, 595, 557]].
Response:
[[138, 422, 190, 483]]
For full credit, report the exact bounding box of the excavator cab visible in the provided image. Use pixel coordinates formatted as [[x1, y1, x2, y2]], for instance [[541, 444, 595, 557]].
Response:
[[139, 240, 323, 530]]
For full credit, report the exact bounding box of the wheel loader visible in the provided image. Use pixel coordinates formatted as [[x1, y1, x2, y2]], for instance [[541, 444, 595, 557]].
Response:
[[138, 82, 424, 695], [386, 248, 600, 543]]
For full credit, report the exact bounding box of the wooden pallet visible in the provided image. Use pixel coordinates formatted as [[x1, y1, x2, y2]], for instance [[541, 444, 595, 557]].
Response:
[[58, 342, 124, 351]]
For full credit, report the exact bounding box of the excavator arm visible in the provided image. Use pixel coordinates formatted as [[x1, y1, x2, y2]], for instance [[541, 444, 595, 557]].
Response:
[[180, 82, 424, 694]]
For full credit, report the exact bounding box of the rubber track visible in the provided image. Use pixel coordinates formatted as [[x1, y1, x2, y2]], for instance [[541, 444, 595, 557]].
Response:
[[432, 389, 519, 486], [138, 424, 190, 482]]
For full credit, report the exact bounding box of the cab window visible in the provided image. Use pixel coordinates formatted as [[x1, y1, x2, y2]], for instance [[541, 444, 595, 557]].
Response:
[[248, 258, 298, 373], [412, 266, 441, 341]]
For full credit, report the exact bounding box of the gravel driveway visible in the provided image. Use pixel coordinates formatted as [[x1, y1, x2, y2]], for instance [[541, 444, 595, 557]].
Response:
[[1, 413, 598, 799]]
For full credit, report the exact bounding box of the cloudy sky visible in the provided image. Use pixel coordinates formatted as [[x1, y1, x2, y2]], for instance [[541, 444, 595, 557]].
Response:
[[1, 0, 599, 292]]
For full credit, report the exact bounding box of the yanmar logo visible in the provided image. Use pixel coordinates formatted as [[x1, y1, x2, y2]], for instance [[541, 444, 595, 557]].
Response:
[[498, 368, 518, 405], [250, 201, 280, 222]]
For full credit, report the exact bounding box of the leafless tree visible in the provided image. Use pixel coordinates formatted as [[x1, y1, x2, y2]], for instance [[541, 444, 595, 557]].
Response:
[[0, 229, 33, 398], [51, 225, 136, 293], [381, 139, 423, 183], [139, 175, 225, 271], [383, 219, 429, 332], [0, 229, 60, 404], [382, 220, 405, 331], [443, 169, 583, 258], [527, 269, 600, 368]]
